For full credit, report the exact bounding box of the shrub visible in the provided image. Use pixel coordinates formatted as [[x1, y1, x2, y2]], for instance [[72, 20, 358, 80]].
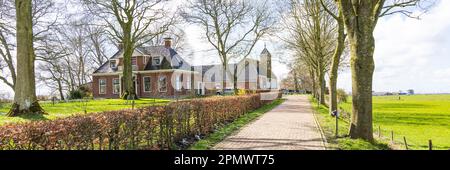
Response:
[[0, 93, 280, 150], [337, 89, 348, 103], [69, 90, 84, 100]]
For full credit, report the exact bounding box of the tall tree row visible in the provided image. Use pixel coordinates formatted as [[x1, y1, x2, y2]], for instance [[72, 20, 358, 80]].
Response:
[[281, 0, 433, 142], [280, 0, 338, 105]]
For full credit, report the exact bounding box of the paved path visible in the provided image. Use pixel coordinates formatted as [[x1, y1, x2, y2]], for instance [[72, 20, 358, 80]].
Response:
[[214, 95, 325, 150]]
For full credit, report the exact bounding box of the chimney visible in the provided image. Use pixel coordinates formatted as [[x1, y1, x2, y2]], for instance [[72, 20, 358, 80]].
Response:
[[164, 37, 172, 48]]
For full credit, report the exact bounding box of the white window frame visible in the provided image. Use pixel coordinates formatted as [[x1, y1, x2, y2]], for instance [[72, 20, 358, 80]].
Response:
[[99, 79, 107, 94], [158, 75, 167, 92], [175, 75, 182, 91], [112, 78, 120, 94], [143, 76, 152, 92], [152, 56, 162, 66], [131, 57, 137, 66], [110, 60, 117, 68], [186, 78, 191, 90]]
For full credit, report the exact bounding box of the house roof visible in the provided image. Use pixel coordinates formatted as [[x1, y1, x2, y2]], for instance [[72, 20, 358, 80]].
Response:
[[93, 46, 191, 74]]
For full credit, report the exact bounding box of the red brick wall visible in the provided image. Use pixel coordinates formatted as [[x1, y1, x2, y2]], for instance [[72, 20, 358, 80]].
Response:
[[137, 72, 180, 98], [93, 75, 120, 98]]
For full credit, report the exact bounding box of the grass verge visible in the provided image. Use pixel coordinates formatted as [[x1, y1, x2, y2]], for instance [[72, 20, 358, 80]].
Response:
[[309, 96, 390, 150], [189, 99, 286, 150]]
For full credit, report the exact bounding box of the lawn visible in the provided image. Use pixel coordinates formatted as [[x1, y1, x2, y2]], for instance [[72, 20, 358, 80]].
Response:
[[339, 95, 450, 150], [0, 98, 170, 125]]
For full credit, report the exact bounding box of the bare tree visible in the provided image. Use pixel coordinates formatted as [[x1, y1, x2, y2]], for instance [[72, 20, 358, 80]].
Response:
[[334, 0, 435, 141], [8, 0, 45, 116], [182, 0, 275, 93], [82, 0, 176, 99], [0, 0, 60, 91], [84, 18, 110, 68]]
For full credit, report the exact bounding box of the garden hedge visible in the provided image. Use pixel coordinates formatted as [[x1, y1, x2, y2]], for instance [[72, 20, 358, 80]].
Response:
[[0, 93, 281, 150]]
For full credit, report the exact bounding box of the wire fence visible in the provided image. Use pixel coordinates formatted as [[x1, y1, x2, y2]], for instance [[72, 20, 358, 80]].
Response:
[[337, 107, 445, 150]]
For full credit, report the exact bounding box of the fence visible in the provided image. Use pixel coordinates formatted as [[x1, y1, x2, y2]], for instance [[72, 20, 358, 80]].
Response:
[[337, 107, 441, 150]]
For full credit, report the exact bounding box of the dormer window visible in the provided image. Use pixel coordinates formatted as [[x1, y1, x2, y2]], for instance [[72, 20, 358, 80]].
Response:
[[152, 56, 162, 66], [110, 60, 117, 68]]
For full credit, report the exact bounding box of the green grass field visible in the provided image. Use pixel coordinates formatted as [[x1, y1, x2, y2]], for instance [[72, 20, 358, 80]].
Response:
[[0, 99, 170, 125], [309, 96, 390, 150], [340, 95, 450, 150]]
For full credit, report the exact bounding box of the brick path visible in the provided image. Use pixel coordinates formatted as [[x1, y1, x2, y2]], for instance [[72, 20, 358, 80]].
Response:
[[214, 95, 325, 150]]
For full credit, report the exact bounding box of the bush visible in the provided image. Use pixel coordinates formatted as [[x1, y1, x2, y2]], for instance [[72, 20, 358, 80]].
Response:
[[337, 89, 348, 103], [0, 93, 279, 150]]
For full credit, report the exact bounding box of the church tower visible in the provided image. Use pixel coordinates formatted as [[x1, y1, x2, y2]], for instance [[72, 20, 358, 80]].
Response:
[[260, 44, 272, 89]]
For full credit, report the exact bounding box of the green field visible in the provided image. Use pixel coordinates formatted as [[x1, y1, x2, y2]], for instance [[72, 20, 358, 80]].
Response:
[[340, 95, 450, 150], [0, 99, 170, 125]]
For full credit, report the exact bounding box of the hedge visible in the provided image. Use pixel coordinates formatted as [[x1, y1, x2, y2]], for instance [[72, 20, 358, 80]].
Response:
[[0, 93, 280, 150]]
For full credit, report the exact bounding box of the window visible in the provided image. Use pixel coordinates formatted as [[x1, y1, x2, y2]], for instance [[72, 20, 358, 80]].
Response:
[[143, 77, 151, 92], [158, 76, 167, 92], [99, 79, 107, 94], [186, 78, 191, 90], [110, 60, 117, 68], [132, 57, 137, 66], [175, 75, 181, 91], [152, 56, 162, 66], [113, 78, 120, 94]]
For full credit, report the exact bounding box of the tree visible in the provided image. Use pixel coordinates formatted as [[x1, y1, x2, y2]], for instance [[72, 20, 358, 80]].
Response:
[[7, 0, 45, 116], [334, 0, 434, 141], [182, 0, 275, 93], [0, 0, 58, 91], [320, 0, 347, 116], [82, 0, 176, 99]]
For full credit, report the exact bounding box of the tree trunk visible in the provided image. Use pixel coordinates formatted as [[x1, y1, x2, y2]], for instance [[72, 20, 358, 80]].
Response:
[[293, 70, 299, 92], [338, 0, 381, 142], [318, 69, 326, 105], [233, 64, 238, 94], [7, 0, 45, 116], [222, 57, 227, 94], [329, 12, 345, 114], [309, 67, 317, 98], [57, 80, 65, 101], [345, 16, 376, 142], [121, 24, 136, 100], [347, 33, 375, 141]]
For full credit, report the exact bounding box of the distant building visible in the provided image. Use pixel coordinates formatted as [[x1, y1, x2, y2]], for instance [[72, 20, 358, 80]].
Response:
[[407, 89, 415, 95]]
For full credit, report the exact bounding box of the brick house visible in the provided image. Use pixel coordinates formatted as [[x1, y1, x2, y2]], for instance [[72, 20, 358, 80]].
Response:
[[92, 38, 277, 98]]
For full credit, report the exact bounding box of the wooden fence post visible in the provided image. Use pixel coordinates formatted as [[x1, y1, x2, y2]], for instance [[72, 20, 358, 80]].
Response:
[[378, 126, 381, 138], [391, 131, 394, 143], [403, 137, 408, 150], [429, 140, 432, 151]]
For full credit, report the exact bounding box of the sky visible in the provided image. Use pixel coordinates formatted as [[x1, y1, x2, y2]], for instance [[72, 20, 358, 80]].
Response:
[[337, 0, 450, 94], [1, 0, 450, 98]]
